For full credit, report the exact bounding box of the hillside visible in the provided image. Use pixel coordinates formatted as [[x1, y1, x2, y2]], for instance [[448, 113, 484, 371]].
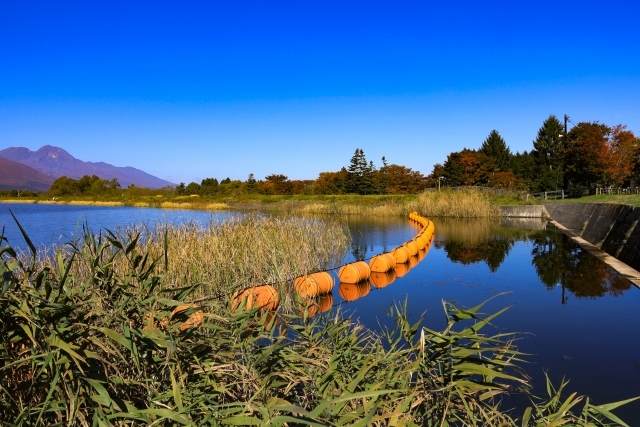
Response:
[[0, 157, 56, 191], [0, 145, 174, 189]]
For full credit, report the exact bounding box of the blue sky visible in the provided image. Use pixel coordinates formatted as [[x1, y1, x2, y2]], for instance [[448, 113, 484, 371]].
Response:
[[1, 1, 639, 184]]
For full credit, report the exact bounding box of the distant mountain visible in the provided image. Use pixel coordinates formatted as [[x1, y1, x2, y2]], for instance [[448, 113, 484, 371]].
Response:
[[0, 145, 174, 189], [0, 157, 56, 191]]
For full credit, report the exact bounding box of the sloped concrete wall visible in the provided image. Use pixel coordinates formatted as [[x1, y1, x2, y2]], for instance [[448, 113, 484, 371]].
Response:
[[544, 203, 640, 271]]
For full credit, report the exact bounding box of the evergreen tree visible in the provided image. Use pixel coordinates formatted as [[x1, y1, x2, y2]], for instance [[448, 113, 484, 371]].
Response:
[[532, 115, 564, 191], [511, 151, 538, 190], [246, 173, 257, 193], [480, 130, 511, 171], [175, 182, 186, 195], [346, 148, 369, 194]]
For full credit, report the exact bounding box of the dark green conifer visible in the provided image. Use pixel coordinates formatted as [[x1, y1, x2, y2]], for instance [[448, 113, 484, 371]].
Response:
[[480, 130, 511, 171]]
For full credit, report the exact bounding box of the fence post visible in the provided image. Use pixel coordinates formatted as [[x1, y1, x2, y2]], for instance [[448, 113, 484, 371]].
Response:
[[544, 191, 547, 200]]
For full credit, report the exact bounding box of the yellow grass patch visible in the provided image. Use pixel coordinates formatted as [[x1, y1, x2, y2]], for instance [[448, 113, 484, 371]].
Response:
[[67, 201, 124, 206], [205, 203, 231, 210], [160, 202, 193, 209], [0, 199, 37, 204]]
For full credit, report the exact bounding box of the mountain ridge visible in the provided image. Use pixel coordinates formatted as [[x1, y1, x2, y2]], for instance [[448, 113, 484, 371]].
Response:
[[0, 157, 56, 191], [0, 145, 175, 189]]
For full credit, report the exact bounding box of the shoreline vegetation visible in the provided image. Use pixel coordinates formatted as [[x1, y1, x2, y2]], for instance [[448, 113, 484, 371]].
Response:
[[0, 188, 533, 217], [1, 213, 636, 425]]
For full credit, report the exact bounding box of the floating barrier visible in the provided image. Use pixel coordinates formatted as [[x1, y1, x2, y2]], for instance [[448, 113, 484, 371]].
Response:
[[403, 241, 419, 257], [394, 262, 411, 278], [227, 212, 435, 311], [231, 285, 280, 312], [294, 271, 334, 297], [369, 253, 397, 272], [370, 270, 397, 289], [171, 304, 204, 331], [408, 254, 419, 269], [338, 261, 371, 283], [338, 280, 371, 302], [391, 246, 410, 264], [299, 292, 334, 317]]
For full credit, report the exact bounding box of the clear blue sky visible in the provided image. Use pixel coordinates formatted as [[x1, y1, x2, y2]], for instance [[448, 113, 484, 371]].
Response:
[[1, 1, 639, 185]]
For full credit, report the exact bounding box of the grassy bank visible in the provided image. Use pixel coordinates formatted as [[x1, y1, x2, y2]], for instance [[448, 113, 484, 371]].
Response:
[[1, 218, 635, 425], [544, 194, 640, 206], [1, 188, 536, 217]]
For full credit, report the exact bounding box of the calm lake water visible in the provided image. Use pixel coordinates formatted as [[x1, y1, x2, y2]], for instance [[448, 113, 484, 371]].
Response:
[[2, 203, 640, 421]]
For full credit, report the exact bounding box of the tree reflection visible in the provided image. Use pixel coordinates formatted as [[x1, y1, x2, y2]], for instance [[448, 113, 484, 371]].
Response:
[[440, 236, 513, 272], [531, 229, 631, 300]]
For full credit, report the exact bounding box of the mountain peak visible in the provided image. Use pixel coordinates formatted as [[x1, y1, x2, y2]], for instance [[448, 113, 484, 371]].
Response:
[[0, 145, 174, 189]]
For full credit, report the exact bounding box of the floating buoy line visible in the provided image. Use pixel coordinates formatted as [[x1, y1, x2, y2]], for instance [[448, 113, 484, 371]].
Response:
[[178, 212, 435, 329]]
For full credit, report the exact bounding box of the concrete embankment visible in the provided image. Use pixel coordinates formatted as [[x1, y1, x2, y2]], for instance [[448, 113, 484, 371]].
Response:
[[544, 202, 640, 286], [499, 203, 640, 286]]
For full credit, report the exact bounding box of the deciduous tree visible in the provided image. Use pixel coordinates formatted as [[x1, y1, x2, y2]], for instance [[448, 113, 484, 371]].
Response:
[[562, 122, 610, 187], [605, 125, 638, 186]]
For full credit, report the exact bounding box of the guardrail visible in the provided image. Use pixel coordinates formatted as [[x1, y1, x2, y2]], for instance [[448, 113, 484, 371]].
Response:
[[593, 187, 640, 195]]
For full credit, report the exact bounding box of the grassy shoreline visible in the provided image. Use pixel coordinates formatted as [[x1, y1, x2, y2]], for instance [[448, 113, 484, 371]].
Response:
[[0, 189, 535, 217]]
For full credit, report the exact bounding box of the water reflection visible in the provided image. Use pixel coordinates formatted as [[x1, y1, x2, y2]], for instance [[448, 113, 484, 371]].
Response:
[[531, 228, 631, 300], [435, 218, 632, 300]]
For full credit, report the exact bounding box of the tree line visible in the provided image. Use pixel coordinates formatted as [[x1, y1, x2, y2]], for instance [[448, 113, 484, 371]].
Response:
[[173, 149, 428, 196], [20, 115, 638, 199], [429, 115, 640, 192]]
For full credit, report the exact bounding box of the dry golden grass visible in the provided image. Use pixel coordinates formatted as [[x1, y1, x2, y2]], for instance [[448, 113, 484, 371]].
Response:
[[37, 213, 350, 303], [67, 201, 125, 206], [160, 201, 193, 209], [297, 201, 409, 216], [133, 202, 150, 207], [0, 199, 37, 204], [414, 189, 499, 218], [205, 202, 231, 210]]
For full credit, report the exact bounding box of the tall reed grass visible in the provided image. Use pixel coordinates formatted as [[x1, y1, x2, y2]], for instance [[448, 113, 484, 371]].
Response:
[[413, 188, 500, 217], [1, 218, 636, 425], [36, 213, 350, 301]]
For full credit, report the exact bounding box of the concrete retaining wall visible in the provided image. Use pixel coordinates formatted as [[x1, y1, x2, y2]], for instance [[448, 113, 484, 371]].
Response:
[[544, 203, 640, 271], [499, 205, 550, 218]]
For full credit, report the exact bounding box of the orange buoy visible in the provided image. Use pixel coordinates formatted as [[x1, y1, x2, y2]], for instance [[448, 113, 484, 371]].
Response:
[[414, 236, 427, 250], [403, 241, 419, 256], [394, 262, 411, 278], [408, 255, 419, 268], [338, 261, 371, 283], [338, 280, 370, 302], [231, 285, 280, 312], [391, 246, 410, 264], [171, 304, 204, 331], [294, 271, 334, 297], [369, 253, 397, 272], [370, 270, 397, 289], [298, 292, 334, 317]]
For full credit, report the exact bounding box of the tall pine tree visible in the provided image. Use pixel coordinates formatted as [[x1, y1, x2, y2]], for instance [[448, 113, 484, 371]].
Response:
[[480, 130, 511, 172], [532, 115, 564, 190]]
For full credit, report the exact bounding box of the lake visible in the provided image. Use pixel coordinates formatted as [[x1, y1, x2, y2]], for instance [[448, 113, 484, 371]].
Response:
[[2, 203, 639, 422]]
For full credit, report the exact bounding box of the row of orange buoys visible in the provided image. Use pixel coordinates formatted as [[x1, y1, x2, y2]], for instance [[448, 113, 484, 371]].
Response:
[[227, 212, 436, 320]]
